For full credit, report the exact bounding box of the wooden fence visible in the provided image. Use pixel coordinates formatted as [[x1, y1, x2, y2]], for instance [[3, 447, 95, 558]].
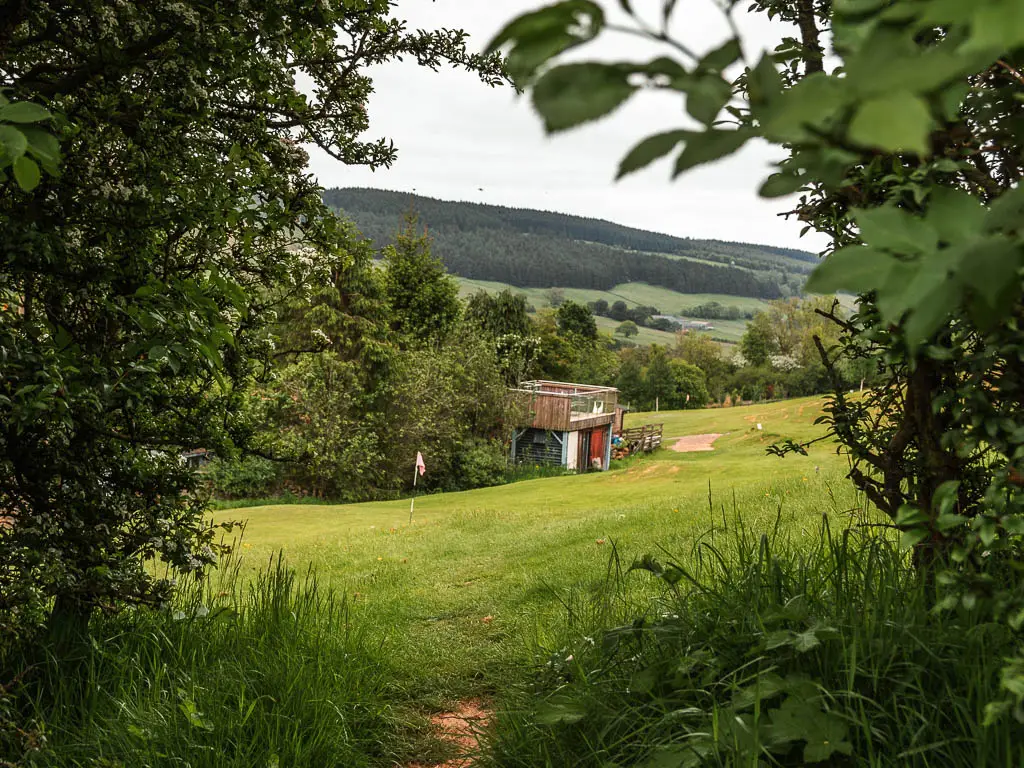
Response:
[[620, 423, 663, 453]]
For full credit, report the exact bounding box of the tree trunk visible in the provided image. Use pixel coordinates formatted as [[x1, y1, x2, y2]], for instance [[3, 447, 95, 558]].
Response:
[[795, 0, 825, 75], [46, 593, 93, 662]]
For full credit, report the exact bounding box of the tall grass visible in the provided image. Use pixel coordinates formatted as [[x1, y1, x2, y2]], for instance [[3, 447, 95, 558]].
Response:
[[487, 512, 1024, 767], [6, 555, 406, 767]]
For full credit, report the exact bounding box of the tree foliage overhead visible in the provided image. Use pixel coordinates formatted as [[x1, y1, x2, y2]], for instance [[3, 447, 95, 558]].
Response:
[[0, 0, 506, 634]]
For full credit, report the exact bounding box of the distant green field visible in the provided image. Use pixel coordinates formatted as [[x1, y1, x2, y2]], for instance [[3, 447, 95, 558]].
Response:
[[457, 278, 762, 344], [594, 315, 676, 346]]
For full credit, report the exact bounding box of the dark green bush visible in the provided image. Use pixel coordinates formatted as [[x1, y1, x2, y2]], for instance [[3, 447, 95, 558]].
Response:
[[449, 438, 509, 491], [203, 456, 281, 499]]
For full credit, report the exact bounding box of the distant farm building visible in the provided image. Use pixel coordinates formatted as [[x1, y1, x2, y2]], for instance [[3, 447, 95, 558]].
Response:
[[509, 381, 620, 472]]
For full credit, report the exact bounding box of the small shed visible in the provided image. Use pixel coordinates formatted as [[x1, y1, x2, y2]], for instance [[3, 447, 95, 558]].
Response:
[[509, 380, 619, 472]]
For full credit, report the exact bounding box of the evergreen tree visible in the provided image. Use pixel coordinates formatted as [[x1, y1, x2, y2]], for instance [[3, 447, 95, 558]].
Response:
[[615, 353, 646, 409], [643, 346, 675, 410], [382, 215, 462, 346]]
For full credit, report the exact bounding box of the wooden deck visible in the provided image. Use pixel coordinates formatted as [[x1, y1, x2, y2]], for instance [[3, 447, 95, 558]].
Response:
[[620, 423, 663, 453]]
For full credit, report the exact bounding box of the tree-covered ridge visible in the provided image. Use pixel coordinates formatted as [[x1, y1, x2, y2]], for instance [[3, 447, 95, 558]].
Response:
[[323, 187, 814, 298]]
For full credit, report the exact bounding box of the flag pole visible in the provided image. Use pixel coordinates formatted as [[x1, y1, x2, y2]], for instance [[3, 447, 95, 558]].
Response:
[[409, 458, 418, 524]]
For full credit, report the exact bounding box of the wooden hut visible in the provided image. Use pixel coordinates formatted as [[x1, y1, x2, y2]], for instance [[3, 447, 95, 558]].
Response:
[[508, 380, 619, 472]]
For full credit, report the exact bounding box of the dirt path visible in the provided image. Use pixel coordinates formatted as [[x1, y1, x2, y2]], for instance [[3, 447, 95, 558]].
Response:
[[408, 700, 492, 768], [669, 433, 723, 453]]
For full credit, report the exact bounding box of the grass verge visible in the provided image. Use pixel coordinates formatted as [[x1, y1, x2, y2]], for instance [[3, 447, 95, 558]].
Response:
[[486, 514, 1024, 767], [4, 556, 417, 767]]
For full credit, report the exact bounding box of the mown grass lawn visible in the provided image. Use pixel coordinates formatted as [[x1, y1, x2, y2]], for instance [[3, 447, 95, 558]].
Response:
[[216, 396, 856, 707]]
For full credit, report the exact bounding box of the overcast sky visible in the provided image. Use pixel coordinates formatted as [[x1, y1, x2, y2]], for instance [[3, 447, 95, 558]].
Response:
[[307, 1, 827, 253]]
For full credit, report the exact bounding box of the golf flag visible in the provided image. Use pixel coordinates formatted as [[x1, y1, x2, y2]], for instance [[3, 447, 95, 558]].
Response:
[[415, 451, 426, 476]]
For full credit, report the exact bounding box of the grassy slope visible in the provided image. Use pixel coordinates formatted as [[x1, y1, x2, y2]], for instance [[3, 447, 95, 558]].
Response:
[[458, 278, 758, 344], [219, 397, 855, 705], [594, 315, 677, 346]]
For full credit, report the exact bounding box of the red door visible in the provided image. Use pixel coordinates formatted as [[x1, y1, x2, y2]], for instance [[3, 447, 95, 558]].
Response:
[[588, 426, 605, 469]]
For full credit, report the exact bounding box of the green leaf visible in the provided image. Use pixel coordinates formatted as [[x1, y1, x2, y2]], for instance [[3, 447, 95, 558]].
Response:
[[0, 101, 52, 123], [854, 205, 938, 256], [959, 238, 1024, 317], [983, 699, 1014, 727], [804, 245, 896, 295], [792, 629, 822, 653], [12, 156, 40, 191], [900, 528, 929, 551], [895, 505, 928, 526], [765, 629, 795, 650], [936, 513, 969, 532], [926, 187, 986, 245], [964, 1, 1024, 55], [759, 172, 806, 198], [732, 671, 787, 710], [532, 63, 636, 133], [986, 185, 1024, 234], [0, 124, 28, 161], [848, 92, 934, 156], [875, 254, 956, 336], [747, 54, 783, 108], [535, 697, 587, 725], [22, 126, 60, 165], [761, 73, 850, 142], [616, 130, 687, 179], [642, 743, 713, 768], [486, 1, 604, 84], [697, 39, 742, 73], [899, 278, 957, 349], [686, 73, 732, 125], [932, 479, 961, 515], [804, 733, 853, 763], [672, 129, 751, 176]]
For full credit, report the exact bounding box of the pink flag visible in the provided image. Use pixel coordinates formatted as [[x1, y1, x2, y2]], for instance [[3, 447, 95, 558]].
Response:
[[415, 451, 426, 476]]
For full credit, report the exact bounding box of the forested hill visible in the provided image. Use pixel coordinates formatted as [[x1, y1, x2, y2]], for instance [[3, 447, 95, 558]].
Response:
[[323, 187, 819, 300]]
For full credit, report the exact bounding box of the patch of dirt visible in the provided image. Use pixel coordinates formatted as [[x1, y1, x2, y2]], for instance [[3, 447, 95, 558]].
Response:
[[408, 700, 492, 768], [670, 434, 724, 453]]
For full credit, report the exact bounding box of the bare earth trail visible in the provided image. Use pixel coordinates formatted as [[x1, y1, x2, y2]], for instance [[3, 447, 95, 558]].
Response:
[[408, 700, 492, 768], [668, 433, 724, 453]]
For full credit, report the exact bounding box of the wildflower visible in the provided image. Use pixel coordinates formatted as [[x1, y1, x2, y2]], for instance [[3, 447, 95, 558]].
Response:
[[673, 508, 679, 513], [377, 556, 383, 561], [802, 477, 808, 482]]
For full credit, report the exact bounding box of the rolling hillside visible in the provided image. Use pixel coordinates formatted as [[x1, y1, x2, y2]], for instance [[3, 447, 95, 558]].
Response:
[[324, 188, 817, 301], [455, 277, 759, 343]]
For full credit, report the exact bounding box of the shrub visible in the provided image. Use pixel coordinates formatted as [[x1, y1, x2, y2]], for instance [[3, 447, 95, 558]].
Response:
[[450, 438, 508, 491], [203, 456, 281, 499]]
